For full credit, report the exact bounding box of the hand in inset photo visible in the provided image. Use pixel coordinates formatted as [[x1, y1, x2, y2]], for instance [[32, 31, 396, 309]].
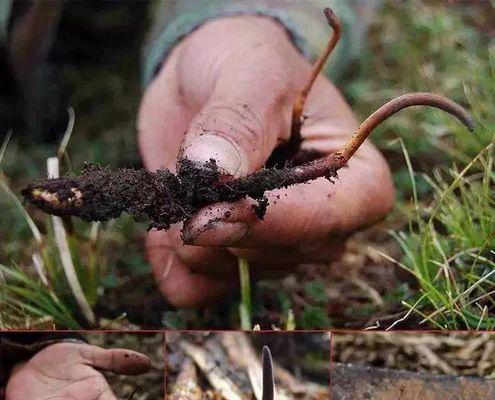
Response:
[[1, 332, 164, 400]]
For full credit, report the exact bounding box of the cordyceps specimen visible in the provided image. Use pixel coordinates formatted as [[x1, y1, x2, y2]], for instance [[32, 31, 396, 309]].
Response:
[[22, 8, 474, 232], [262, 345, 275, 400]]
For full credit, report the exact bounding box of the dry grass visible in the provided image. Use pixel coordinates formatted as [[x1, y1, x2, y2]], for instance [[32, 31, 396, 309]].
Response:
[[333, 332, 495, 378]]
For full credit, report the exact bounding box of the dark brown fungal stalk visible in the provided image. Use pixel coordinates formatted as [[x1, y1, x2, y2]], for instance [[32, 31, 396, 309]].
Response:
[[291, 7, 342, 144], [262, 345, 274, 400], [275, 92, 475, 185]]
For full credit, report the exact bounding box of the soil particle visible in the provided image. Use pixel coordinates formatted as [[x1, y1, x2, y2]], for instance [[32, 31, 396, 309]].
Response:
[[252, 196, 269, 219]]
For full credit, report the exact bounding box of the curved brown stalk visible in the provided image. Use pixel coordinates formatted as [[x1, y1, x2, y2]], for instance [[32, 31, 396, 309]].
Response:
[[288, 7, 342, 154], [278, 92, 475, 185], [262, 346, 274, 400]]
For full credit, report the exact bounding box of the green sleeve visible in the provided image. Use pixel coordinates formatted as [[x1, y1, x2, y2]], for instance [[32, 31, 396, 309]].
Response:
[[142, 0, 382, 88]]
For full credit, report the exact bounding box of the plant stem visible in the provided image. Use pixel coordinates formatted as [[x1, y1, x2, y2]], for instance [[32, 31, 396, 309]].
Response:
[[238, 257, 252, 330]]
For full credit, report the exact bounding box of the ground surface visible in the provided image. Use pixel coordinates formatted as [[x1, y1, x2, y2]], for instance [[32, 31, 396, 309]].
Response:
[[332, 332, 495, 377]]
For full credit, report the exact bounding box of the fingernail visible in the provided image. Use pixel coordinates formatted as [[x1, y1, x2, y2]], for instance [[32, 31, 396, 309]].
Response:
[[182, 134, 248, 177], [183, 221, 249, 246]]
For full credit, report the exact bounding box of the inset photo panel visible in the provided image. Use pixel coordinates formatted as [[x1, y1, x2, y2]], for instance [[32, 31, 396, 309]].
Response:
[[1, 331, 164, 400], [165, 330, 330, 399], [331, 331, 495, 400]]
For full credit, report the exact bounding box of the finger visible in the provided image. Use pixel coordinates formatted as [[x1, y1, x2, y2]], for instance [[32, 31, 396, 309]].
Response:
[[177, 16, 305, 177], [228, 236, 347, 265], [146, 229, 233, 307], [183, 143, 393, 248], [79, 345, 151, 375], [161, 225, 238, 277]]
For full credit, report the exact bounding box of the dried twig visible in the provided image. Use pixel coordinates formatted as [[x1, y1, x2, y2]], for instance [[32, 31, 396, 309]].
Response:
[[169, 358, 201, 400], [333, 332, 495, 378], [180, 341, 246, 400], [221, 333, 264, 400]]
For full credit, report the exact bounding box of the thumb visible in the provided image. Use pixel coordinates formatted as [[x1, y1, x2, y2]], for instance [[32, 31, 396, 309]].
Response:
[[180, 95, 285, 179], [179, 42, 300, 177], [80, 345, 151, 375]]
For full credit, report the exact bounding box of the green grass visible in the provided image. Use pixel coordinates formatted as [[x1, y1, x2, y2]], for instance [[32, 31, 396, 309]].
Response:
[[388, 142, 494, 330], [368, 3, 494, 329], [238, 257, 253, 330]]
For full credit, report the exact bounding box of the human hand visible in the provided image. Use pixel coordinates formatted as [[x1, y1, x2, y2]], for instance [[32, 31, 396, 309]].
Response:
[[6, 342, 150, 400], [138, 15, 394, 307]]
